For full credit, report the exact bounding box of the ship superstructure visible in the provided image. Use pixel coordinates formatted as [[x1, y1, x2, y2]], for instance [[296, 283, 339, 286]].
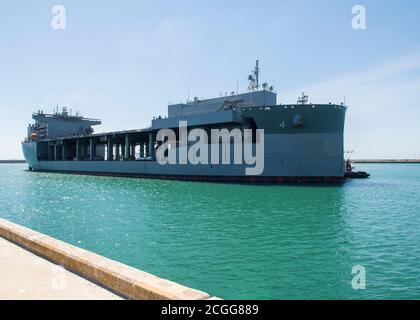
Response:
[[22, 62, 347, 183]]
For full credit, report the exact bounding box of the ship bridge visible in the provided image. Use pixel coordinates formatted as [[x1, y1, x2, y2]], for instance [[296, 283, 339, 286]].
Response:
[[152, 60, 277, 129], [28, 107, 101, 141], [152, 90, 277, 130]]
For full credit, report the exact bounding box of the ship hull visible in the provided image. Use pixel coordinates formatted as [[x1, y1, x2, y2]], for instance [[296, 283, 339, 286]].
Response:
[[25, 169, 345, 184], [22, 103, 347, 184], [22, 132, 346, 184]]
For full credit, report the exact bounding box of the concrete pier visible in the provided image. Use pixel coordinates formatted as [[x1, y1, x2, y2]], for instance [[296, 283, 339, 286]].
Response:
[[0, 218, 211, 300], [0, 237, 122, 300], [351, 159, 420, 163]]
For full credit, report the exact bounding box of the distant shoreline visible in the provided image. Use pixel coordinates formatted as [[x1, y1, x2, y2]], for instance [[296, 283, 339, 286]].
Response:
[[352, 159, 420, 164], [0, 159, 419, 164], [0, 160, 26, 163]]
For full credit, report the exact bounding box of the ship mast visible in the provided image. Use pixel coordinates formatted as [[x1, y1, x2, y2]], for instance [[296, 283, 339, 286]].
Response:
[[254, 60, 260, 90], [248, 60, 261, 91]]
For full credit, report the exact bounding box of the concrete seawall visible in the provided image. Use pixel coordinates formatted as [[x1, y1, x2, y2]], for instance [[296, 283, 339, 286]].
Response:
[[351, 159, 420, 163], [0, 218, 210, 300]]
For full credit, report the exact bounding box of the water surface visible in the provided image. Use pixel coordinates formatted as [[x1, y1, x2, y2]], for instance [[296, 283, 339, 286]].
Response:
[[0, 163, 419, 299]]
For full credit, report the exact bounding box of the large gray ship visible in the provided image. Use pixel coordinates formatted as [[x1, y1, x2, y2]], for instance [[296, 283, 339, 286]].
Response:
[[22, 62, 347, 183]]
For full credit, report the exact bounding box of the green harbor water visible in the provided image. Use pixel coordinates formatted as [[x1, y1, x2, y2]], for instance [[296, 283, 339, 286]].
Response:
[[0, 163, 419, 299]]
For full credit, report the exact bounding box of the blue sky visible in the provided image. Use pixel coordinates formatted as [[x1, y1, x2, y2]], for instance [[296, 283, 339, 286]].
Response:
[[1, 0, 419, 159]]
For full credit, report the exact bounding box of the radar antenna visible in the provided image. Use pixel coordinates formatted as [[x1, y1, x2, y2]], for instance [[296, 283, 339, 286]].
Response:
[[262, 82, 268, 91], [297, 92, 309, 104]]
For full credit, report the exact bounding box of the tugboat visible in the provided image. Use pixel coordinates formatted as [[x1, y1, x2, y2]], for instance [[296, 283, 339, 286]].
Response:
[[344, 159, 370, 179]]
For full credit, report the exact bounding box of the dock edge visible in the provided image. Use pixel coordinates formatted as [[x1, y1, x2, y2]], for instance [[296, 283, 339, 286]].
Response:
[[0, 218, 211, 300]]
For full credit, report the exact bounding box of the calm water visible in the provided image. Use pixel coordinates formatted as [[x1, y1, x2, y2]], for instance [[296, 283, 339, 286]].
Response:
[[0, 163, 419, 299]]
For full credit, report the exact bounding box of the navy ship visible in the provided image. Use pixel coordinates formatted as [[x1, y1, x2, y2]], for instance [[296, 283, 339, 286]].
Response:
[[22, 62, 347, 183]]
